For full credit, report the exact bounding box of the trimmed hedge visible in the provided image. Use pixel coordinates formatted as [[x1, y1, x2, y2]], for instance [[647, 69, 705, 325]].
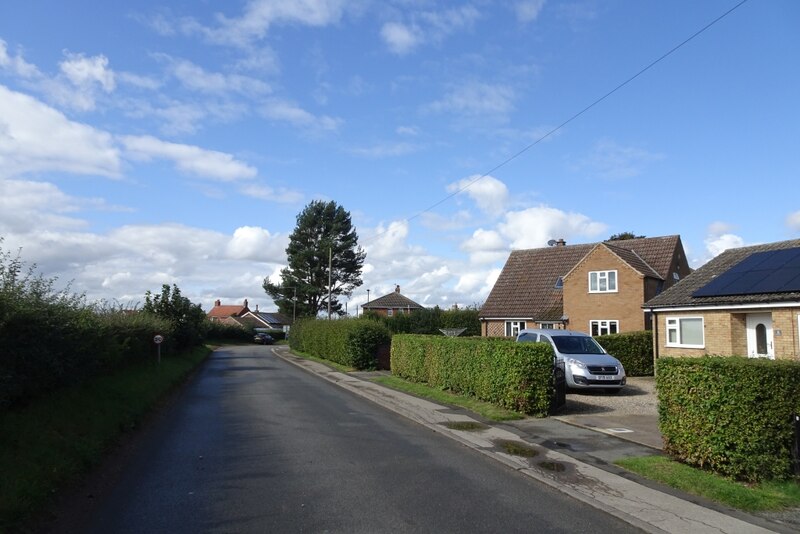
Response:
[[657, 356, 800, 482], [391, 335, 555, 416], [288, 318, 390, 370], [595, 330, 653, 376]]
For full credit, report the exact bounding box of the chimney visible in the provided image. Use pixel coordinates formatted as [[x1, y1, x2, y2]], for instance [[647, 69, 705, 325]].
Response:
[[395, 285, 400, 293], [255, 304, 259, 312], [214, 299, 221, 307], [556, 239, 567, 247], [244, 298, 249, 309]]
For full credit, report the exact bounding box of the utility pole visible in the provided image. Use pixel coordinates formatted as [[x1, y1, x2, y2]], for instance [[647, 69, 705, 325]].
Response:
[[327, 247, 332, 320]]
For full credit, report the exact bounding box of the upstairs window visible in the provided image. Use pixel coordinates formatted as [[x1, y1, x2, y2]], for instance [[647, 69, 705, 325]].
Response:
[[589, 270, 617, 293]]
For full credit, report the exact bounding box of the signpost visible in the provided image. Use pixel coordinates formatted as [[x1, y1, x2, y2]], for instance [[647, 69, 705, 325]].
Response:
[[154, 334, 164, 364]]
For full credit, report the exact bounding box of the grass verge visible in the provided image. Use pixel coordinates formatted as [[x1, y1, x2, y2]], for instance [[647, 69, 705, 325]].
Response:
[[288, 349, 355, 373], [0, 345, 212, 531], [616, 455, 800, 512], [372, 375, 524, 422]]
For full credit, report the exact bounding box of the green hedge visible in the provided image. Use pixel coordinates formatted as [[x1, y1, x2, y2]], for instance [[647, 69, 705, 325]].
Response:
[[657, 357, 800, 482], [288, 318, 390, 370], [595, 330, 653, 376], [391, 335, 555, 416]]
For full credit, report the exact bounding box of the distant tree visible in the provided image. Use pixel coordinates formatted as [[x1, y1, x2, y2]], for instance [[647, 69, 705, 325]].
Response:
[[608, 232, 645, 241], [142, 284, 206, 348], [264, 200, 365, 318]]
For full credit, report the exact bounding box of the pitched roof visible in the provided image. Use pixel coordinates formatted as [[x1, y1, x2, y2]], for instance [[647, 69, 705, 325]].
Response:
[[363, 291, 424, 310], [254, 311, 292, 325], [645, 238, 800, 309], [480, 235, 682, 320], [207, 304, 248, 319]]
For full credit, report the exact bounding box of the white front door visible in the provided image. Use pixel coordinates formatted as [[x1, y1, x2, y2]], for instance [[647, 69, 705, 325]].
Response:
[[746, 313, 774, 359]]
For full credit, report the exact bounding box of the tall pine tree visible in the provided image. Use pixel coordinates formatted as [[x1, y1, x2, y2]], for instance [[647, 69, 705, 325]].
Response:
[[264, 200, 365, 318]]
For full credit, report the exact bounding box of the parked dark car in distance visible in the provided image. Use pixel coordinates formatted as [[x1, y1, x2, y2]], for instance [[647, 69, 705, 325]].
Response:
[[254, 333, 274, 345]]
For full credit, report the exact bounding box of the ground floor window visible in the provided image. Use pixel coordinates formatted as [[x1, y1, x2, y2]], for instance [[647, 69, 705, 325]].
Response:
[[539, 322, 556, 329], [666, 317, 704, 348], [505, 320, 526, 337], [387, 309, 394, 316], [590, 320, 618, 336]]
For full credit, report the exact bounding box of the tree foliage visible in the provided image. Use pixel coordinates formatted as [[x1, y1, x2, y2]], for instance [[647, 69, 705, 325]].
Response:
[[607, 231, 645, 241], [142, 284, 206, 348], [264, 200, 365, 318]]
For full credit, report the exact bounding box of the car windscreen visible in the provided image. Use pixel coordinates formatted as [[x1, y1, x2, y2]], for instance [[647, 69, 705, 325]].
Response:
[[550, 335, 605, 354]]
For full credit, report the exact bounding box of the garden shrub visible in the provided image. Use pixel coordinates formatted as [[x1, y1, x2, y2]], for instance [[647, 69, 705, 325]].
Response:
[[391, 335, 555, 416], [204, 320, 253, 343], [288, 318, 390, 370], [595, 330, 653, 376], [657, 356, 800, 482]]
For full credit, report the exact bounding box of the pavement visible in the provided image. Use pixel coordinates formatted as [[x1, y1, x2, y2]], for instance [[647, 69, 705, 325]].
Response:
[[272, 345, 797, 534]]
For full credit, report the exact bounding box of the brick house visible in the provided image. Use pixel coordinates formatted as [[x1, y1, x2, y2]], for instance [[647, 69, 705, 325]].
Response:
[[644, 238, 800, 361], [362, 285, 425, 317], [480, 236, 689, 337], [207, 299, 250, 325]]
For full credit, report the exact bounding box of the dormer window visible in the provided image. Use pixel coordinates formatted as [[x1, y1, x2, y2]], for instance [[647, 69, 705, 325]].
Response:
[[589, 270, 617, 293], [554, 277, 563, 289]]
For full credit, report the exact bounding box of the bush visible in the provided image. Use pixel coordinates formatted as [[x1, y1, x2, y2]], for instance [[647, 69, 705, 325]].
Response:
[[288, 318, 390, 370], [366, 305, 481, 336], [657, 356, 800, 482], [595, 330, 653, 376], [391, 335, 555, 416], [204, 320, 253, 342]]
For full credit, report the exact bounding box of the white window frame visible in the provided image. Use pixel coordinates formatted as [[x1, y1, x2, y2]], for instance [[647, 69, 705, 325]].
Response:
[[589, 270, 618, 293], [590, 320, 619, 336], [539, 322, 556, 329], [387, 309, 394, 317], [666, 317, 705, 348], [505, 320, 526, 337]]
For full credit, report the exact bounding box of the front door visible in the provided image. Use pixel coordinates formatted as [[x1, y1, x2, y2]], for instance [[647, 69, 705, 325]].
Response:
[[746, 313, 774, 359]]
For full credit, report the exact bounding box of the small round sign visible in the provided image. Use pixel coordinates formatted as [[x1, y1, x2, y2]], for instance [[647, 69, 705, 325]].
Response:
[[153, 335, 164, 345]]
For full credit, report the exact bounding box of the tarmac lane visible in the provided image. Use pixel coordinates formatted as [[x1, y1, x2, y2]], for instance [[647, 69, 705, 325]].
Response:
[[65, 345, 643, 534]]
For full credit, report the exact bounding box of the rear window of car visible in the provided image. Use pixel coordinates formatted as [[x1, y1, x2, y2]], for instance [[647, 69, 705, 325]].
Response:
[[550, 335, 605, 354], [517, 333, 538, 342]]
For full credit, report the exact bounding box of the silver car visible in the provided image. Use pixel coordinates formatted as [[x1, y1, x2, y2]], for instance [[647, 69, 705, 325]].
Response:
[[516, 329, 626, 392]]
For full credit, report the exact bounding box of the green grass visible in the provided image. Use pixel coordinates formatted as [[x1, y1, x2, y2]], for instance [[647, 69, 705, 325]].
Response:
[[288, 349, 355, 373], [616, 455, 800, 512], [0, 346, 211, 531], [372, 375, 524, 422]]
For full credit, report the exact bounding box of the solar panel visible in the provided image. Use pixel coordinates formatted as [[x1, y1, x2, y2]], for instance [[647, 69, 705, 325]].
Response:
[[693, 247, 800, 297]]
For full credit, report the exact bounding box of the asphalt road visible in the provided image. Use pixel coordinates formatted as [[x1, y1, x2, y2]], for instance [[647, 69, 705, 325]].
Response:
[[77, 345, 642, 533]]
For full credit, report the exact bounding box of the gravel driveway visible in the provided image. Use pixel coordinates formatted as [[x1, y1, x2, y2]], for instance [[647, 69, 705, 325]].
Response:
[[559, 377, 657, 416]]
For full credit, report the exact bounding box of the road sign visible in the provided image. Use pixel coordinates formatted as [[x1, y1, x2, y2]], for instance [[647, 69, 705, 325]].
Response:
[[154, 335, 164, 344]]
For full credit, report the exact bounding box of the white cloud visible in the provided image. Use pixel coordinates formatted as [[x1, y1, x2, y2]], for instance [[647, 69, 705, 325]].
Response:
[[260, 98, 341, 132], [183, 0, 349, 47], [786, 211, 800, 232], [461, 229, 508, 264], [515, 0, 546, 23], [350, 142, 419, 158], [119, 135, 258, 182], [578, 139, 664, 180], [0, 85, 121, 179], [447, 174, 509, 217], [0, 179, 87, 233], [428, 82, 515, 117], [381, 22, 421, 55], [0, 39, 41, 78], [164, 56, 271, 96], [239, 182, 304, 204], [226, 226, 286, 261], [498, 205, 607, 249], [704, 233, 745, 259], [381, 6, 480, 55], [59, 52, 116, 92]]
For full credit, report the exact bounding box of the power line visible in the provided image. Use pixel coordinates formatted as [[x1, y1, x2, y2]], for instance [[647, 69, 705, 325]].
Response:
[[363, 0, 750, 244]]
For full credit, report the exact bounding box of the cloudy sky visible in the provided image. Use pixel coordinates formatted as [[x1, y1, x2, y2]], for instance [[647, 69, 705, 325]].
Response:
[[1, 0, 798, 313]]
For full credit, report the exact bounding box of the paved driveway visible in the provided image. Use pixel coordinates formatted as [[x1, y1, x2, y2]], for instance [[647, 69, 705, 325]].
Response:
[[553, 377, 662, 449]]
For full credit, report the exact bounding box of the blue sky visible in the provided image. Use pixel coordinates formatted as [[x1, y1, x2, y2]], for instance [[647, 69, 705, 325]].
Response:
[[1, 0, 798, 313]]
